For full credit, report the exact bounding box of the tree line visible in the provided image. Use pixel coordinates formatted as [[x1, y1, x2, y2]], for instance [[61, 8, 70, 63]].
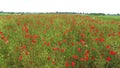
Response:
[[0, 11, 120, 16]]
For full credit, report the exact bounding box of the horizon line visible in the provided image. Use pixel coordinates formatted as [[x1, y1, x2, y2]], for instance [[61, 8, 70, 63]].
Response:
[[0, 11, 120, 14]]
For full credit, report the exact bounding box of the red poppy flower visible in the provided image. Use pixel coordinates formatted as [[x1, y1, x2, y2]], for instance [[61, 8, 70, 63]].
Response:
[[80, 58, 84, 61], [80, 39, 85, 45], [22, 45, 27, 49], [80, 33, 85, 37], [71, 42, 74, 46], [25, 51, 29, 55], [25, 33, 31, 38], [61, 48, 65, 53], [118, 32, 120, 36], [25, 28, 29, 33], [99, 38, 105, 42], [72, 55, 78, 59], [110, 50, 117, 55], [95, 38, 99, 41], [77, 48, 81, 52], [106, 45, 111, 49], [71, 61, 75, 67], [47, 56, 51, 60], [33, 35, 37, 39], [106, 57, 111, 62], [65, 62, 69, 67], [18, 56, 22, 61]]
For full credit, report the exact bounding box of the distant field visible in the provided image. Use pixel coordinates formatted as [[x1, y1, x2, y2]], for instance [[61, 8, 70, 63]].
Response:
[[0, 14, 120, 68], [94, 15, 120, 21]]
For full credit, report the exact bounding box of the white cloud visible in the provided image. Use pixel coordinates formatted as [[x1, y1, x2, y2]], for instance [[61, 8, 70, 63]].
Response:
[[0, 0, 120, 14]]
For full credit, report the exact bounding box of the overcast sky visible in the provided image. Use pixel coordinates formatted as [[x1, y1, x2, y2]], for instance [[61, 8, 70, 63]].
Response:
[[0, 0, 120, 14]]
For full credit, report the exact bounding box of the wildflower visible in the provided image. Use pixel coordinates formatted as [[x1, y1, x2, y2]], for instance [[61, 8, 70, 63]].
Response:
[[33, 35, 37, 39], [47, 56, 51, 60], [65, 62, 69, 67], [22, 45, 27, 49], [18, 56, 22, 61], [106, 57, 111, 62], [42, 38, 45, 42], [85, 50, 90, 54], [91, 56, 95, 61], [71, 42, 74, 46], [95, 38, 99, 41], [44, 41, 47, 45], [106, 45, 111, 49], [25, 33, 31, 38], [99, 38, 105, 42], [25, 51, 29, 55], [1, 35, 5, 39], [89, 29, 93, 33], [80, 39, 85, 45], [4, 38, 9, 44], [92, 48, 95, 50], [72, 55, 78, 59], [52, 61, 55, 65], [110, 50, 117, 55], [31, 40, 37, 44], [99, 33, 103, 36], [0, 31, 3, 34], [71, 61, 75, 67], [52, 47, 60, 51], [77, 48, 81, 52], [80, 33, 85, 37], [61, 48, 65, 53], [47, 42, 50, 46], [80, 58, 84, 61], [91, 26, 95, 29], [25, 28, 29, 33], [22, 24, 29, 33], [58, 41, 62, 46], [118, 32, 120, 36], [63, 39, 67, 43], [85, 56, 89, 61]]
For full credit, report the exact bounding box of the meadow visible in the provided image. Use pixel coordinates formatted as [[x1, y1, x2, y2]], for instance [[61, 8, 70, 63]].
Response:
[[0, 14, 120, 68]]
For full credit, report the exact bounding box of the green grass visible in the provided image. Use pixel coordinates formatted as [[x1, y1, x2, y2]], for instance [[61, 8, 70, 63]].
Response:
[[0, 14, 120, 68], [93, 15, 120, 21]]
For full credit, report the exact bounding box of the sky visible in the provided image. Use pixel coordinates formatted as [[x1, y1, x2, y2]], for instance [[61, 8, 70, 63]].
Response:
[[0, 0, 120, 14]]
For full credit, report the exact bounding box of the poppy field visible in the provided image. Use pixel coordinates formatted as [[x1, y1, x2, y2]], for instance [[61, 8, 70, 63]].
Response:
[[0, 14, 120, 68]]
